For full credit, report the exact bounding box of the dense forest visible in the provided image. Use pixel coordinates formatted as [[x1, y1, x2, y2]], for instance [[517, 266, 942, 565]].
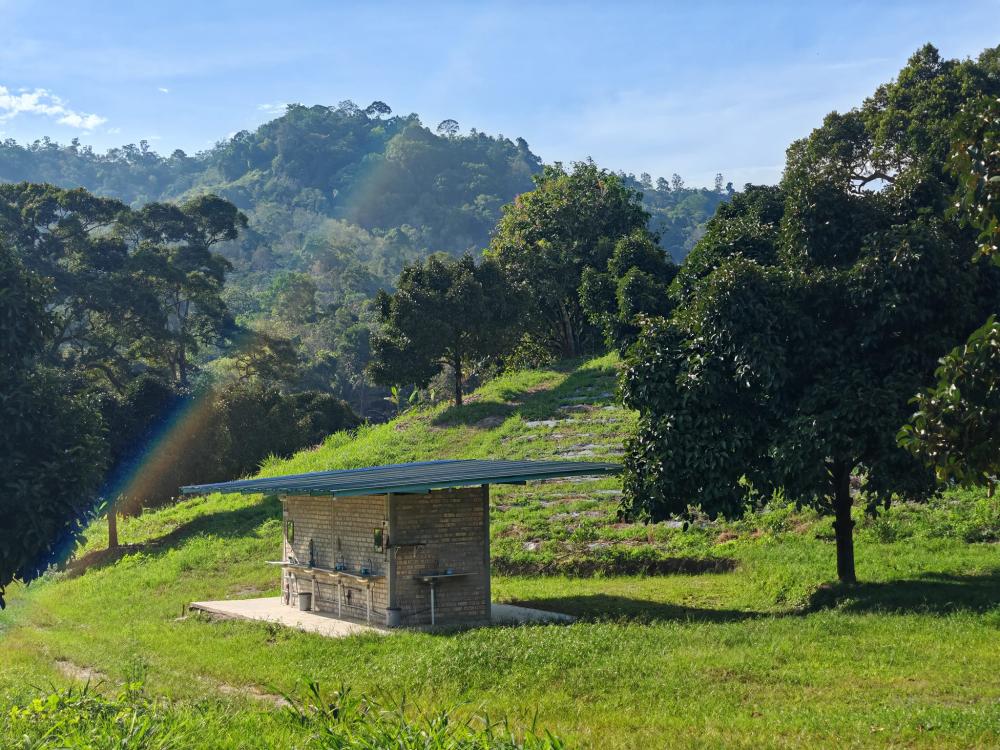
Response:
[[0, 101, 728, 419]]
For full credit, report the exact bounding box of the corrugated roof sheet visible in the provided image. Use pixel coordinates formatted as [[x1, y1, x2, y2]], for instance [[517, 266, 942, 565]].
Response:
[[180, 459, 620, 498]]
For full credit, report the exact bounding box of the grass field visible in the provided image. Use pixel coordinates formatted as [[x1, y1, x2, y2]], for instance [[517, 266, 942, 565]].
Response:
[[2, 355, 998, 748]]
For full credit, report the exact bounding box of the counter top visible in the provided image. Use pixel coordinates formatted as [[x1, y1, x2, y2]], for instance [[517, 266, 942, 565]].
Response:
[[266, 561, 385, 583]]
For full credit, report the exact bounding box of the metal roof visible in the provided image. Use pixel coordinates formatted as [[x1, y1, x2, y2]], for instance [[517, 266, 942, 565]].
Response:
[[180, 459, 621, 498]]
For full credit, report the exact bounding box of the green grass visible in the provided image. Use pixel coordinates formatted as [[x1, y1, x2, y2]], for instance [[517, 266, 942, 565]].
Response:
[[2, 354, 999, 748]]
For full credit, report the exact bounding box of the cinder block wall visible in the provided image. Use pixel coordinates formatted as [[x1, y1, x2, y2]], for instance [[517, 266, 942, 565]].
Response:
[[283, 495, 388, 623], [281, 485, 490, 628], [390, 486, 490, 626]]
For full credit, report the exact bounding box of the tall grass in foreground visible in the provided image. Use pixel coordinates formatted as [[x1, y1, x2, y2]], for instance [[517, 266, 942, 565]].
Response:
[[3, 682, 563, 750]]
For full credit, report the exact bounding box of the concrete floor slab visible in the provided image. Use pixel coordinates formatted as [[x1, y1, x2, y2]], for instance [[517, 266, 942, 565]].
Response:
[[190, 597, 574, 637], [190, 597, 383, 638]]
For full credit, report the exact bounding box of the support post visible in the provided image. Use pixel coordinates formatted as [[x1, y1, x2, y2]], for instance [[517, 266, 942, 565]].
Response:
[[482, 484, 491, 619]]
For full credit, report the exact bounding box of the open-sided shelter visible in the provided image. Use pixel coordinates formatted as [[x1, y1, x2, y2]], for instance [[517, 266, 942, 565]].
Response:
[[181, 459, 619, 628]]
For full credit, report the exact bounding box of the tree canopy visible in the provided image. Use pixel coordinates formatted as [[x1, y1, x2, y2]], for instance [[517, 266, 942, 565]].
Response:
[[488, 161, 652, 358], [620, 44, 1000, 583], [368, 254, 519, 406], [0, 241, 106, 605]]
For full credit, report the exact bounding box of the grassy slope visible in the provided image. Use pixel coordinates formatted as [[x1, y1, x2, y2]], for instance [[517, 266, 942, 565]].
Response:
[[1, 354, 999, 749]]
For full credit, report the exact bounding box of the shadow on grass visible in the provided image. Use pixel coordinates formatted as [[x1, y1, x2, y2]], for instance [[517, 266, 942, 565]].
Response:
[[508, 569, 1000, 625], [508, 593, 764, 624], [430, 358, 619, 428], [494, 556, 737, 577], [66, 494, 282, 577], [803, 569, 1000, 615]]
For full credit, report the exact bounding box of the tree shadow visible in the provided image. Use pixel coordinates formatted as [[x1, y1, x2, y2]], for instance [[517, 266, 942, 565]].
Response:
[[432, 401, 516, 427], [66, 495, 282, 577], [506, 569, 1000, 625], [803, 569, 1000, 615], [431, 361, 619, 427], [507, 593, 765, 624]]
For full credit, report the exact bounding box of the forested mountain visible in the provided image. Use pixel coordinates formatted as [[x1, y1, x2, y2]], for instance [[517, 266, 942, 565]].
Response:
[[0, 101, 725, 283], [0, 100, 729, 422]]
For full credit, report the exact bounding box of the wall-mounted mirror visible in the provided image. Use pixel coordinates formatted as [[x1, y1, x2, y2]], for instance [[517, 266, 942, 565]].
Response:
[[286, 519, 294, 543]]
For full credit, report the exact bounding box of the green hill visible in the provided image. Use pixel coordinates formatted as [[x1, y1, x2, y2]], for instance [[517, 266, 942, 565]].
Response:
[[2, 355, 999, 748]]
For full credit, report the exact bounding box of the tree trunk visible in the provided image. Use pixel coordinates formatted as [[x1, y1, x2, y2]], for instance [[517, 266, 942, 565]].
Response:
[[107, 509, 119, 550], [177, 344, 188, 387], [557, 304, 577, 359], [453, 359, 463, 407], [831, 462, 856, 584]]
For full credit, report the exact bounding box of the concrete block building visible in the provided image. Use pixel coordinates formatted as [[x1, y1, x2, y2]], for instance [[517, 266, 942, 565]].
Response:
[[182, 459, 618, 629]]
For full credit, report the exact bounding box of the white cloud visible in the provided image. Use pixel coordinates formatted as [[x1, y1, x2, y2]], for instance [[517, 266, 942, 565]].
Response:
[[107, 126, 121, 134], [158, 87, 170, 93], [0, 85, 106, 130], [257, 102, 286, 117]]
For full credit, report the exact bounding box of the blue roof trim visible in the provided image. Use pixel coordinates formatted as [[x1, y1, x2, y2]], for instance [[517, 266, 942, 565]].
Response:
[[180, 459, 621, 497]]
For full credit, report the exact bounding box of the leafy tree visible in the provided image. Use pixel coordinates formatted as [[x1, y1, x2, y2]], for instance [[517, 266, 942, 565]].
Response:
[[899, 315, 1000, 495], [225, 329, 302, 386], [621, 45, 1000, 583], [489, 161, 650, 357], [951, 94, 1000, 263], [436, 119, 459, 137], [368, 254, 518, 406], [0, 242, 106, 605], [131, 195, 246, 385], [364, 100, 392, 119], [335, 321, 374, 415], [0, 183, 161, 390], [265, 271, 318, 324], [579, 228, 677, 351]]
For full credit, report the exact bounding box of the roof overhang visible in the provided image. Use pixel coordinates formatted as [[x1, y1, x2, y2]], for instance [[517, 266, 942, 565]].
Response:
[[180, 459, 620, 498]]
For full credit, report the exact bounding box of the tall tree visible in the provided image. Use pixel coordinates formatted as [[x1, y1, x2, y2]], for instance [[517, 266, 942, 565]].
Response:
[[579, 228, 677, 351], [0, 183, 162, 391], [130, 195, 246, 385], [368, 254, 519, 406], [620, 44, 1000, 583], [0, 241, 106, 605], [488, 161, 650, 357]]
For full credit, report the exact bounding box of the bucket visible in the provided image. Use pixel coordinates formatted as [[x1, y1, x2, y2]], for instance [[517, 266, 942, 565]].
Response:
[[298, 592, 312, 611], [386, 607, 402, 628]]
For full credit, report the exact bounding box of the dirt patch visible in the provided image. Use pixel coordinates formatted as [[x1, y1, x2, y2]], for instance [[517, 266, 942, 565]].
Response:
[[715, 531, 739, 544], [214, 681, 290, 708], [55, 659, 108, 683], [474, 415, 506, 429]]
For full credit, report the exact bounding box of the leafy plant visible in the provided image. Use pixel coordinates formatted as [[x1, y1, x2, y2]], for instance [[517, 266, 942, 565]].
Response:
[[899, 315, 1000, 494]]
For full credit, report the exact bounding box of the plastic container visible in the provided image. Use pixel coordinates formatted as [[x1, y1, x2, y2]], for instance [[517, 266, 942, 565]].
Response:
[[298, 592, 312, 611], [386, 608, 402, 628]]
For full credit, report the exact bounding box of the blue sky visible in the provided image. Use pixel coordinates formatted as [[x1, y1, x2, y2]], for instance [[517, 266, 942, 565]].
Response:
[[0, 1, 996, 186]]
